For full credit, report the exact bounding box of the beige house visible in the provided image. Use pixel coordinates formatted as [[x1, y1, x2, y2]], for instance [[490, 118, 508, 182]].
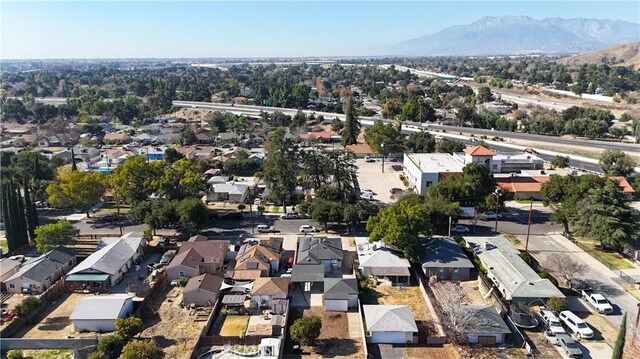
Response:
[[0, 258, 22, 290], [166, 238, 229, 282], [103, 131, 131, 144], [182, 273, 223, 307], [234, 238, 283, 278], [251, 277, 290, 308], [5, 247, 76, 294]]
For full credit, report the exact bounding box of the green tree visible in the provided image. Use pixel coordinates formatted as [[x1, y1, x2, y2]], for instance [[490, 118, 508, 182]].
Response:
[[120, 340, 165, 359], [551, 155, 570, 169], [476, 86, 494, 103], [110, 156, 162, 204], [599, 149, 636, 177], [180, 127, 197, 145], [545, 298, 569, 313], [2, 180, 29, 252], [46, 171, 107, 217], [263, 127, 298, 209], [612, 313, 626, 359], [290, 315, 322, 346], [14, 297, 43, 322], [364, 121, 404, 156], [164, 148, 184, 164], [435, 139, 465, 154], [573, 179, 640, 248], [115, 317, 144, 339], [33, 220, 78, 253], [341, 97, 360, 145], [405, 131, 435, 153], [97, 334, 126, 359], [6, 351, 25, 359], [152, 159, 206, 200]]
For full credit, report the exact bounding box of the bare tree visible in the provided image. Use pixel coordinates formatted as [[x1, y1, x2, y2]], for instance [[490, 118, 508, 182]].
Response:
[[544, 253, 587, 289], [432, 282, 497, 344]]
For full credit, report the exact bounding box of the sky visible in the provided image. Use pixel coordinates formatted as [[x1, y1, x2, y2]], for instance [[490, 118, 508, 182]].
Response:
[[2, 1, 639, 59]]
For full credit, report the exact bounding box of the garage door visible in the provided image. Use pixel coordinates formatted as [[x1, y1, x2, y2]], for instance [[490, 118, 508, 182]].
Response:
[[371, 331, 408, 344], [325, 299, 348, 312], [478, 336, 496, 345]]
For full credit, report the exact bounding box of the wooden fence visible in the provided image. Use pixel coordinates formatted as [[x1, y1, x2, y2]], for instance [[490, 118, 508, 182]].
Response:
[[134, 270, 167, 317]]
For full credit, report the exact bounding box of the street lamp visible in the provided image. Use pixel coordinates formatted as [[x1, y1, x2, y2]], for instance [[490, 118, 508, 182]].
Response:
[[492, 188, 501, 232], [381, 142, 385, 173]]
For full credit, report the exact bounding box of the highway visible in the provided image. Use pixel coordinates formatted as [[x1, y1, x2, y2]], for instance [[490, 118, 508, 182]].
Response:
[[173, 100, 640, 173]]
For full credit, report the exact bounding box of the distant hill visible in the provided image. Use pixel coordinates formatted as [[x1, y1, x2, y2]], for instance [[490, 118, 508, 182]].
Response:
[[378, 16, 640, 56], [557, 42, 640, 68]]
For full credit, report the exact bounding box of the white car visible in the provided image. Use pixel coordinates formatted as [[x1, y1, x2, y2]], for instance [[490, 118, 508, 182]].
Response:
[[360, 193, 373, 200], [484, 211, 502, 220], [364, 156, 375, 162], [451, 224, 470, 233], [253, 198, 262, 205], [361, 189, 376, 195], [255, 225, 276, 233], [539, 310, 566, 337], [559, 311, 594, 339], [281, 212, 300, 219], [299, 225, 317, 233]]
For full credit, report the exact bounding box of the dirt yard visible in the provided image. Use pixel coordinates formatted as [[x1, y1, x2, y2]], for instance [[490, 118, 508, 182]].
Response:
[[139, 285, 209, 359], [406, 345, 460, 359], [22, 292, 89, 339], [458, 346, 526, 359], [363, 284, 431, 321], [219, 315, 249, 336], [301, 307, 364, 359]]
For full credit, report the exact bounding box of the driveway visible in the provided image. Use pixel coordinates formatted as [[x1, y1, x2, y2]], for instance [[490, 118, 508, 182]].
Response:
[[354, 159, 406, 204]]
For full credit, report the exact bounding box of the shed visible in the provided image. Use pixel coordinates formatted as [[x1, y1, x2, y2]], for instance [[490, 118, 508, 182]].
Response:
[[70, 294, 134, 332], [363, 305, 418, 344], [323, 278, 358, 311]]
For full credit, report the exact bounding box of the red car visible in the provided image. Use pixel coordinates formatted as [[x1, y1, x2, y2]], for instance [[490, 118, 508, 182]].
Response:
[[524, 148, 538, 155]]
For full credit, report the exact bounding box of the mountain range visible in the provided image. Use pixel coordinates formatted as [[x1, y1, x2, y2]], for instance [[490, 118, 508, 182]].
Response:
[[379, 16, 640, 56]]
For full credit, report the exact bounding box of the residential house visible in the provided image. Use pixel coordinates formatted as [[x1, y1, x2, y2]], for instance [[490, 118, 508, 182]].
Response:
[[5, 247, 76, 294], [143, 146, 166, 161], [207, 182, 250, 203], [0, 258, 21, 285], [182, 273, 224, 307], [248, 152, 266, 166], [464, 305, 511, 345], [363, 305, 418, 344], [465, 236, 564, 303], [357, 244, 411, 284], [420, 238, 475, 281], [66, 233, 144, 292], [323, 278, 358, 311], [251, 277, 290, 308], [496, 174, 635, 201], [195, 131, 213, 144], [166, 239, 229, 281], [296, 237, 343, 274], [103, 131, 131, 144], [70, 294, 134, 332], [234, 238, 283, 277], [346, 144, 374, 158], [217, 131, 239, 144]]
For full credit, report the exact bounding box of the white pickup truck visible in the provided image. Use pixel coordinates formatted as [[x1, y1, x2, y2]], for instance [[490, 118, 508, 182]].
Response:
[[582, 289, 613, 314]]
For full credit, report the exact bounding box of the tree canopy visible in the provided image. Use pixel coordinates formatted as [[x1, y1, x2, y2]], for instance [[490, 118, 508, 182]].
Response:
[[364, 121, 404, 155], [290, 315, 322, 346], [46, 171, 107, 216], [599, 149, 636, 177], [33, 220, 78, 253]]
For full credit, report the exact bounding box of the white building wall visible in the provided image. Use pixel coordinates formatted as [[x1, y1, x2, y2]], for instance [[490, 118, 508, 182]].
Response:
[[370, 331, 413, 344]]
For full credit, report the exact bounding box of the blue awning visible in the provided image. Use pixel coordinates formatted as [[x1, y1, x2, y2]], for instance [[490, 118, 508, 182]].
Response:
[[66, 274, 110, 282]]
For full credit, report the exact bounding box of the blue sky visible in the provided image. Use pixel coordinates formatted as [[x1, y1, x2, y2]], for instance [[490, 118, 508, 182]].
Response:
[[2, 1, 639, 59]]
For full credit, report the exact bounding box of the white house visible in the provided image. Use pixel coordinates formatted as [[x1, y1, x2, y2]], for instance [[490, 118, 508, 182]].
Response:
[[207, 182, 250, 203], [70, 294, 134, 332], [323, 278, 358, 312], [363, 305, 418, 344]]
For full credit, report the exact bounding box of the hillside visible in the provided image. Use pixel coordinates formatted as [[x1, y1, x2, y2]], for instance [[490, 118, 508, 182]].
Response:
[[378, 16, 640, 56], [557, 42, 640, 67]]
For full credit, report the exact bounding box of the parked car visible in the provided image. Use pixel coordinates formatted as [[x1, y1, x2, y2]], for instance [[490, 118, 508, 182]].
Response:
[[256, 225, 277, 233], [483, 211, 502, 220], [281, 212, 300, 219], [364, 156, 375, 162], [581, 289, 613, 314], [524, 148, 539, 155], [360, 193, 373, 200], [253, 198, 262, 205], [450, 224, 470, 233], [361, 189, 376, 195], [390, 187, 402, 194], [559, 311, 594, 339], [539, 310, 566, 337], [556, 334, 583, 358], [159, 250, 177, 265], [299, 225, 317, 233]]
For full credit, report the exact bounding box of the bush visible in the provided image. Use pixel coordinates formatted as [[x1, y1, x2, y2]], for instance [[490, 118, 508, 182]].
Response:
[[539, 271, 559, 287], [7, 350, 25, 359], [290, 315, 322, 346], [519, 251, 534, 266], [612, 314, 626, 359], [179, 276, 189, 286], [545, 297, 569, 313], [116, 317, 144, 339], [98, 334, 126, 359], [120, 340, 165, 359], [14, 297, 43, 320]]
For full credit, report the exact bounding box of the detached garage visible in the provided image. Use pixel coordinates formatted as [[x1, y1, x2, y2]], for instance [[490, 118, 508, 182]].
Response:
[[70, 294, 134, 332], [323, 278, 358, 312], [363, 305, 418, 344], [465, 305, 511, 345]]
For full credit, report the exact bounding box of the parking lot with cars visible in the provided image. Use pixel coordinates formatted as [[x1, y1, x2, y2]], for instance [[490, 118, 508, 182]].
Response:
[[353, 158, 406, 204]]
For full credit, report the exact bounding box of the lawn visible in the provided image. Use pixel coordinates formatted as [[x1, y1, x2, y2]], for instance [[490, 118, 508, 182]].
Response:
[[219, 315, 249, 337], [0, 239, 7, 253], [577, 239, 634, 270]]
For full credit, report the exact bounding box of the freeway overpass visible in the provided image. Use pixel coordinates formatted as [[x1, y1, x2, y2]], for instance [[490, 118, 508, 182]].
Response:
[[173, 100, 640, 173]]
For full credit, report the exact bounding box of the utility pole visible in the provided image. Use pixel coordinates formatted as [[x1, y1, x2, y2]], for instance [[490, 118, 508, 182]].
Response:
[[525, 198, 533, 251], [493, 189, 500, 232], [249, 203, 254, 234], [115, 190, 123, 236], [448, 216, 452, 238], [381, 142, 385, 173]]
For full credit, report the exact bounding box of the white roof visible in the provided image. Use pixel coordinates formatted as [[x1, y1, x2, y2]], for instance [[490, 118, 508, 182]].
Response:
[[0, 258, 21, 277], [359, 248, 410, 269], [363, 305, 418, 333], [68, 233, 143, 276], [405, 153, 464, 173], [213, 182, 249, 195], [70, 294, 133, 320]]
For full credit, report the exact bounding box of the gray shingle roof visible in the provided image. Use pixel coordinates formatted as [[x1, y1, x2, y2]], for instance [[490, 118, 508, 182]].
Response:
[[291, 264, 325, 283], [45, 246, 76, 264], [359, 248, 411, 271], [363, 305, 418, 333], [7, 247, 76, 283], [68, 234, 143, 276], [297, 237, 343, 265], [420, 238, 474, 269], [465, 305, 511, 334], [464, 236, 564, 300], [324, 278, 358, 300]]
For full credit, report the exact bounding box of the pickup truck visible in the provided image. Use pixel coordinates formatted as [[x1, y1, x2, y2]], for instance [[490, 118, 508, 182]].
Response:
[[582, 289, 613, 314]]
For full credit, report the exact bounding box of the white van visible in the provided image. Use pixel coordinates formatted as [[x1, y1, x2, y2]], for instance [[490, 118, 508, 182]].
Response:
[[559, 311, 594, 339], [539, 310, 565, 336]]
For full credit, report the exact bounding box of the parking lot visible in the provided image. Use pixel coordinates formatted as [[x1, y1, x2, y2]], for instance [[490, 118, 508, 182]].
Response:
[[354, 158, 407, 204]]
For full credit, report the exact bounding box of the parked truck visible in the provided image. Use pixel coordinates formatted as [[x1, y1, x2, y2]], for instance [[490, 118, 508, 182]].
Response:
[[582, 289, 613, 314], [459, 206, 476, 219]]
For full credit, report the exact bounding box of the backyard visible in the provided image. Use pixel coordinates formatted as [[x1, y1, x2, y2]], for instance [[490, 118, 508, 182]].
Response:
[[219, 315, 249, 336], [361, 284, 431, 321], [296, 307, 364, 359]]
